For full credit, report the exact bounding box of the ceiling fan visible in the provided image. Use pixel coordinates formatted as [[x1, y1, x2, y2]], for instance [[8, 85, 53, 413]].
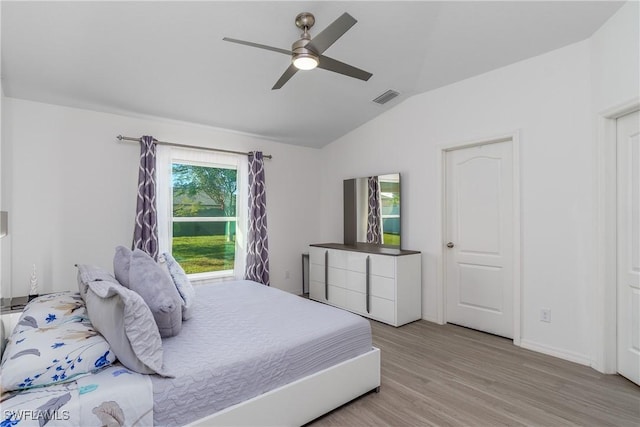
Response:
[[223, 12, 373, 90]]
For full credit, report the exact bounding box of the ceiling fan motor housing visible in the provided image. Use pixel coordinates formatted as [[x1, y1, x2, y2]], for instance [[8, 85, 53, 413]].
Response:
[[291, 32, 318, 70]]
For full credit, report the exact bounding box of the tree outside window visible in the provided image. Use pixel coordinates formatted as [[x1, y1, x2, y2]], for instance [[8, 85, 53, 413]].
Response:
[[171, 163, 238, 274]]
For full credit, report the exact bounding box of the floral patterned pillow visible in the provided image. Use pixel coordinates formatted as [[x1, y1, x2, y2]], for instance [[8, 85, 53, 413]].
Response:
[[1, 294, 115, 392], [13, 292, 87, 334]]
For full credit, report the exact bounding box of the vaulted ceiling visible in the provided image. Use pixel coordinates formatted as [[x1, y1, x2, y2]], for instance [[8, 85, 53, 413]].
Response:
[[1, 1, 624, 148]]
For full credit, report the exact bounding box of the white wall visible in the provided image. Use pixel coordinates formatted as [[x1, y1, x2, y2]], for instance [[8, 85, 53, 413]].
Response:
[[320, 40, 595, 362], [2, 98, 321, 296], [591, 1, 639, 112]]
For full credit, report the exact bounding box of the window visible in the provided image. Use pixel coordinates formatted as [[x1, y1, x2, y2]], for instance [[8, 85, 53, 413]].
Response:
[[157, 147, 247, 281], [171, 163, 237, 275]]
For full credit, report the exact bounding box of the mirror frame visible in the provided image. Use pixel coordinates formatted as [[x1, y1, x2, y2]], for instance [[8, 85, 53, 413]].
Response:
[[344, 173, 401, 249]]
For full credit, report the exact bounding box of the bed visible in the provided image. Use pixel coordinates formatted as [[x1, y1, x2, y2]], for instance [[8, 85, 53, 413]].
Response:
[[1, 280, 380, 426]]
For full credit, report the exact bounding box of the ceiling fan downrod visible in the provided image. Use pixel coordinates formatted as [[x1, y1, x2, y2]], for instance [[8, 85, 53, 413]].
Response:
[[292, 12, 318, 70]]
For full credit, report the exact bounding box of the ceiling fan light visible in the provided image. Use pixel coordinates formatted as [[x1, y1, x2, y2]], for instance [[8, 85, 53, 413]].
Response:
[[293, 54, 318, 70]]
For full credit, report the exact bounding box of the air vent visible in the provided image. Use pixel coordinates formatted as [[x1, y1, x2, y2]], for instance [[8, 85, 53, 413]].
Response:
[[372, 90, 400, 105]]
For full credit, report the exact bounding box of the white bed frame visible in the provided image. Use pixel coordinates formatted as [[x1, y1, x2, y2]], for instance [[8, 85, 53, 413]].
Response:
[[187, 347, 381, 427]]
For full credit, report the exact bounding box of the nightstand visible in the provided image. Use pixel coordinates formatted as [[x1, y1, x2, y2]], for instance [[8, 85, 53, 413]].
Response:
[[1, 296, 28, 337]]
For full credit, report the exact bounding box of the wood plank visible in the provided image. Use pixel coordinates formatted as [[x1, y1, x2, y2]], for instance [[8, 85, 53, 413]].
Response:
[[308, 320, 640, 426]]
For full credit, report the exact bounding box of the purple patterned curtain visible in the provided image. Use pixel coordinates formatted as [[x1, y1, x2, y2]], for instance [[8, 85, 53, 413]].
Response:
[[132, 135, 159, 260], [245, 151, 270, 286], [367, 176, 382, 244]]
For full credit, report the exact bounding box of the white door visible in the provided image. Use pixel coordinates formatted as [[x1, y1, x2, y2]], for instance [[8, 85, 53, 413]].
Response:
[[445, 140, 514, 338], [617, 110, 640, 385]]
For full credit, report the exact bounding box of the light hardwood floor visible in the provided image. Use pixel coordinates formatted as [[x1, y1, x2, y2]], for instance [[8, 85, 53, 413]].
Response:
[[309, 320, 640, 426]]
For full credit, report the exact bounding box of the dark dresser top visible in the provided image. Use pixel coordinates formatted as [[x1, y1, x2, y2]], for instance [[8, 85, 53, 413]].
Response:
[[310, 242, 420, 256]]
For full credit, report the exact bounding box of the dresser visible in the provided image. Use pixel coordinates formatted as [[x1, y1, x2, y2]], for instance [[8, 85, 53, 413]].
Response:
[[309, 243, 421, 327]]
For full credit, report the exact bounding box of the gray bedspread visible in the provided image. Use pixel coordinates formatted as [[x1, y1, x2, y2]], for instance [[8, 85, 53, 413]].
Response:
[[151, 280, 372, 426]]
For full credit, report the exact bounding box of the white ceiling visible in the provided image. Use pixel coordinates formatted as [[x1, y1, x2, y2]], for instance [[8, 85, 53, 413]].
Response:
[[1, 1, 624, 148]]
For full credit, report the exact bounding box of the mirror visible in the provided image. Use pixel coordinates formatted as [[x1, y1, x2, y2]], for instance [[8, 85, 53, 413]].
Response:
[[344, 173, 401, 248]]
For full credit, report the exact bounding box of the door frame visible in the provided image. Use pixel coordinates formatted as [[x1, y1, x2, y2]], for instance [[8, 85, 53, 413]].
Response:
[[436, 131, 522, 345], [593, 98, 640, 374]]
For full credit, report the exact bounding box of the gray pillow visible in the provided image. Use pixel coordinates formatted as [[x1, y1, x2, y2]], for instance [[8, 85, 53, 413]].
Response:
[[160, 252, 196, 320], [128, 249, 182, 338], [77, 263, 121, 301], [84, 279, 172, 377], [113, 245, 132, 288]]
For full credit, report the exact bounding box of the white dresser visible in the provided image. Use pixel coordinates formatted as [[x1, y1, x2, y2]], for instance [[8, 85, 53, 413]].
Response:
[[309, 243, 421, 327]]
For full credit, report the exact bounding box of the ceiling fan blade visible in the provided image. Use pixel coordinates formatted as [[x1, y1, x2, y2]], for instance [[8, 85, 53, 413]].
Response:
[[318, 55, 372, 81], [305, 13, 357, 55], [272, 64, 298, 90], [222, 37, 292, 56]]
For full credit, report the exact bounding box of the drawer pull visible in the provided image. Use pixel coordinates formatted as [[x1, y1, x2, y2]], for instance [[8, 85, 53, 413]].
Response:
[[324, 250, 329, 300], [366, 255, 371, 313]]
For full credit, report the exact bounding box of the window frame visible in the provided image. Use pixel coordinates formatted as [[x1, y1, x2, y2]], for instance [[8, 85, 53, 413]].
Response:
[[156, 146, 247, 283]]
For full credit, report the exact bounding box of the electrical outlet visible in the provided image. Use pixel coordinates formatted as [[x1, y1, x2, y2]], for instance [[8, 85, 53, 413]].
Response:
[[540, 309, 551, 323], [285, 270, 290, 279]]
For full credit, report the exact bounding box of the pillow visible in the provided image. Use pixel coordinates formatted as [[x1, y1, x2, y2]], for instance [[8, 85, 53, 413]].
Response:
[[160, 252, 196, 320], [13, 292, 87, 334], [84, 279, 172, 377], [128, 249, 182, 338], [77, 264, 121, 301], [1, 317, 115, 391], [113, 245, 132, 288]]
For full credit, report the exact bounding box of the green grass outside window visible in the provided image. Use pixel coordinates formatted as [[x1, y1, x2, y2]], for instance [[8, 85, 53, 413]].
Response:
[[171, 235, 235, 274]]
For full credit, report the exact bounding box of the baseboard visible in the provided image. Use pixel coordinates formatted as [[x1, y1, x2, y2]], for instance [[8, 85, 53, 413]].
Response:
[[421, 314, 440, 324], [519, 339, 591, 366]]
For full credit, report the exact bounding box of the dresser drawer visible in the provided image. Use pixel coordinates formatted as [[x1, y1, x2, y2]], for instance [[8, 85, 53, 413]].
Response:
[[370, 254, 395, 278], [346, 270, 365, 292], [327, 285, 347, 307], [310, 280, 348, 307], [310, 247, 349, 270], [346, 252, 369, 273], [343, 270, 395, 301], [345, 290, 366, 314], [371, 275, 395, 301], [370, 296, 395, 324], [327, 249, 348, 270], [344, 252, 396, 278], [311, 265, 353, 291], [327, 267, 347, 288]]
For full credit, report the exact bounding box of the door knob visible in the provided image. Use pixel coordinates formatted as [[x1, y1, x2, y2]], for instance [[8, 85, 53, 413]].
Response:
[[446, 242, 454, 248]]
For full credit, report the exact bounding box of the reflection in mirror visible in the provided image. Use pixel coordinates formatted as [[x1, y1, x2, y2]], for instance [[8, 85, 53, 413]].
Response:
[[345, 173, 400, 248]]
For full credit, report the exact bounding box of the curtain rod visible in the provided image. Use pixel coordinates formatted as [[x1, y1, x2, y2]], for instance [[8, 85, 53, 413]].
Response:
[[116, 135, 273, 159]]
